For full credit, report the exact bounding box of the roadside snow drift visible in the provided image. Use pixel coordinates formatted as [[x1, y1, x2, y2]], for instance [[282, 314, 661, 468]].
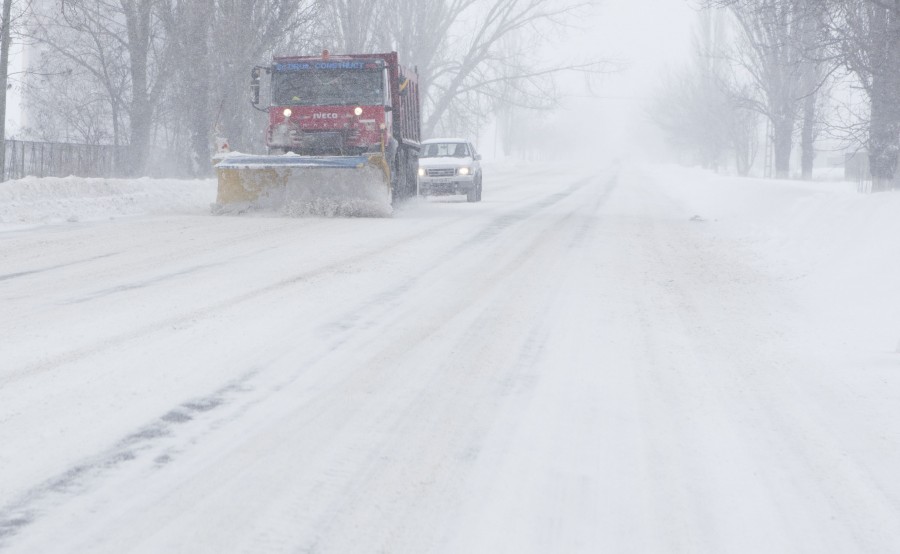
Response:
[[0, 176, 216, 226]]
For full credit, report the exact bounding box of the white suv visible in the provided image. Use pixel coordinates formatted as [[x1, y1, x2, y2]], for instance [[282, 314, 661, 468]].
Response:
[[417, 138, 483, 202]]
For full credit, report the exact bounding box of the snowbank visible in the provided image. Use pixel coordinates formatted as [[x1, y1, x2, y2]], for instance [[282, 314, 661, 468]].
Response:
[[651, 165, 900, 355], [0, 176, 216, 227]]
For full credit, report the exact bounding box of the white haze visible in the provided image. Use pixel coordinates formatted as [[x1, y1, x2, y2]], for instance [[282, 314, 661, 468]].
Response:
[[500, 0, 696, 161]]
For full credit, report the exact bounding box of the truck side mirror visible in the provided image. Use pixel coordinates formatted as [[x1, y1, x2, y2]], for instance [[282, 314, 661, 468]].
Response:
[[250, 68, 261, 106]]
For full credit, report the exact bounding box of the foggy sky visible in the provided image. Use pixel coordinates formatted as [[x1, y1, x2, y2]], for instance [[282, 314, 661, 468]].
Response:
[[519, 0, 696, 160]]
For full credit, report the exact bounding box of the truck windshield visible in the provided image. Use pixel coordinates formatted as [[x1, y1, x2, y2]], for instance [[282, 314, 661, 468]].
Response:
[[273, 69, 384, 106]]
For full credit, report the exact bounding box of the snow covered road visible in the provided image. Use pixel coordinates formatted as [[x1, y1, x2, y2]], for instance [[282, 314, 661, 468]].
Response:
[[2, 165, 899, 552]]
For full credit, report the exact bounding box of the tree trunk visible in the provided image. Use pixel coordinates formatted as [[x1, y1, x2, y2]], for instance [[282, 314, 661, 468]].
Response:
[[799, 53, 819, 181], [0, 0, 12, 181], [772, 119, 793, 179], [867, 7, 900, 192], [186, 0, 212, 176], [800, 90, 816, 180], [868, 77, 900, 192], [798, 1, 821, 182], [734, 131, 753, 176], [123, 0, 153, 176], [128, 86, 152, 175]]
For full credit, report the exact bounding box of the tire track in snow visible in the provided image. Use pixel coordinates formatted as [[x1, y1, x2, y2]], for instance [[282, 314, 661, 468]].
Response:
[[0, 369, 259, 545], [1, 175, 595, 387], [0, 252, 121, 283], [0, 218, 457, 386], [584, 170, 900, 552], [0, 173, 613, 550], [132, 172, 617, 554], [288, 187, 607, 553]]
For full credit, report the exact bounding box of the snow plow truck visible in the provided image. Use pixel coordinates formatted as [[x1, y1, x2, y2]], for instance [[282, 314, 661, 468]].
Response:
[[213, 51, 421, 216]]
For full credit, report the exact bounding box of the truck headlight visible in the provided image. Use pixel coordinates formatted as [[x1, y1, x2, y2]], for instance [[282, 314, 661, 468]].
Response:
[[418, 168, 425, 177], [283, 108, 292, 117], [458, 167, 470, 176], [354, 106, 363, 116]]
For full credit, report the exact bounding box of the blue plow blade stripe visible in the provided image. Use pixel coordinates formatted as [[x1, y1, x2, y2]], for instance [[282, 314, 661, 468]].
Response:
[[215, 155, 372, 169]]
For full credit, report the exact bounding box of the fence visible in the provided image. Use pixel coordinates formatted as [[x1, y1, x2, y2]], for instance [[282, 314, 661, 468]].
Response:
[[2, 139, 129, 182]]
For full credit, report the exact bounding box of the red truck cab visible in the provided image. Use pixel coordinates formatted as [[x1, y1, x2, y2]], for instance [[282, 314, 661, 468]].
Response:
[[253, 51, 420, 158]]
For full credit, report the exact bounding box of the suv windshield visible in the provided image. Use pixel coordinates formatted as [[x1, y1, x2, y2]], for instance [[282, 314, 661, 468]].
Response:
[[273, 68, 384, 106], [422, 143, 470, 158]]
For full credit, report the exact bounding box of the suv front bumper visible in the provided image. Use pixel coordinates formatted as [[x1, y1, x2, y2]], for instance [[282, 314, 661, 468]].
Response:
[[418, 174, 476, 196]]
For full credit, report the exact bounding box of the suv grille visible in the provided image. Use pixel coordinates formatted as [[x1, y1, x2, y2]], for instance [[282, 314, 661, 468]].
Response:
[[426, 168, 455, 177]]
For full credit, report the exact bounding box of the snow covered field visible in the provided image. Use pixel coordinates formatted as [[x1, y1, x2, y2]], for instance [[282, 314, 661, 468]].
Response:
[[1, 163, 899, 552]]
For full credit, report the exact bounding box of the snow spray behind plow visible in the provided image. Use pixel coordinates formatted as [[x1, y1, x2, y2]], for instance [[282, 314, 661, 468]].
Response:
[[212, 153, 393, 217]]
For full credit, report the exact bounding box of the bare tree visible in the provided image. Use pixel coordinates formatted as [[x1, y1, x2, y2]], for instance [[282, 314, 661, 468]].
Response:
[[723, 0, 811, 178], [158, 0, 318, 174], [25, 0, 169, 174], [795, 0, 830, 180], [20, 0, 608, 176], [157, 0, 212, 175], [317, 0, 387, 52], [24, 2, 125, 144], [208, 0, 318, 154], [25, 62, 117, 143], [826, 0, 900, 191], [22, 0, 315, 176], [417, 0, 605, 137], [711, 0, 900, 186], [652, 62, 760, 174], [311, 0, 611, 139], [652, 7, 759, 175], [1, 0, 14, 179], [120, 0, 163, 174], [0, 0, 31, 166]]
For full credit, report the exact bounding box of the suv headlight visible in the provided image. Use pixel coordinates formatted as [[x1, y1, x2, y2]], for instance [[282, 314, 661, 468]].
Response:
[[458, 167, 470, 176]]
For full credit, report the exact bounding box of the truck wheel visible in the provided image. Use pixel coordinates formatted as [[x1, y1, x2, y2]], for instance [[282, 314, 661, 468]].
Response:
[[476, 177, 482, 201]]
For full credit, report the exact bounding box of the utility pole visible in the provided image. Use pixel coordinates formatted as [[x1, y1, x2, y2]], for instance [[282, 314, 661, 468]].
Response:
[[0, 0, 12, 182]]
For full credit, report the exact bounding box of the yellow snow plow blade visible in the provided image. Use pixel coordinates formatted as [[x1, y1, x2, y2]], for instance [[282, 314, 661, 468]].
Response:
[[212, 153, 392, 217]]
